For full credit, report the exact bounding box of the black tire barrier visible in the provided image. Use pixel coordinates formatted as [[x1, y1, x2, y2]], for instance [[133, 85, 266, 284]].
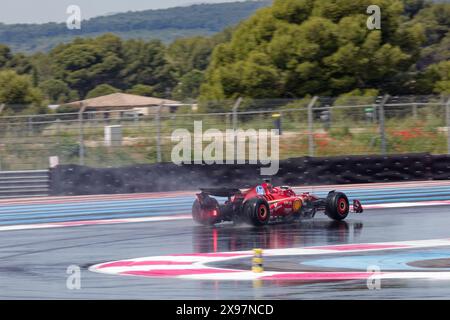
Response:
[[49, 153, 441, 196], [430, 154, 450, 180]]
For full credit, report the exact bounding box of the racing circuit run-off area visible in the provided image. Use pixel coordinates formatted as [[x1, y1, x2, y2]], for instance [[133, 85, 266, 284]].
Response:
[[2, 181, 450, 299]]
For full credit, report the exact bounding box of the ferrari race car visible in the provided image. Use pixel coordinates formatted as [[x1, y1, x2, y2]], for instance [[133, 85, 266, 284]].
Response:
[[192, 181, 363, 226]]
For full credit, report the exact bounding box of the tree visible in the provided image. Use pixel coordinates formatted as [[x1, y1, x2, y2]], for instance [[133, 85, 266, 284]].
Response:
[[6, 53, 33, 75], [200, 0, 429, 103], [86, 84, 121, 99], [411, 3, 450, 46], [30, 52, 57, 83], [120, 39, 175, 96], [127, 84, 155, 97], [0, 44, 12, 68], [403, 0, 428, 18], [411, 3, 450, 70], [50, 34, 125, 97], [172, 70, 205, 101], [39, 79, 73, 103], [167, 28, 233, 99], [425, 61, 450, 94], [0, 69, 43, 113], [168, 36, 216, 76], [0, 45, 35, 77]]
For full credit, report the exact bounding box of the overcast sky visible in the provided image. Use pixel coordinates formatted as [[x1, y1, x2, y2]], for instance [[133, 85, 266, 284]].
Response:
[[0, 0, 246, 24]]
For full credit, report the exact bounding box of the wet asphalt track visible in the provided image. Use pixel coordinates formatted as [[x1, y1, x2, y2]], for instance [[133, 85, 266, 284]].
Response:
[[1, 205, 450, 299]]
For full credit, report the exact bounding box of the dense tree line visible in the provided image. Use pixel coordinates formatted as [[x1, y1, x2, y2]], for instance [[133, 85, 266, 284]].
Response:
[[200, 0, 450, 101], [0, 28, 230, 114], [0, 0, 448, 115]]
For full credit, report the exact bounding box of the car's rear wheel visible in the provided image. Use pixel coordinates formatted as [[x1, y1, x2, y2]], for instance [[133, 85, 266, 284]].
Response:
[[192, 198, 218, 226], [325, 192, 349, 221], [243, 198, 271, 226]]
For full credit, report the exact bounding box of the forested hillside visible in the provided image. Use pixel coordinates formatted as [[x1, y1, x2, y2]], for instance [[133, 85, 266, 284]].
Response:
[[0, 0, 271, 53]]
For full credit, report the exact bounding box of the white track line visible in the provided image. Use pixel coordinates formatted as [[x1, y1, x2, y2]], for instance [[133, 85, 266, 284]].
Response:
[[0, 215, 192, 232]]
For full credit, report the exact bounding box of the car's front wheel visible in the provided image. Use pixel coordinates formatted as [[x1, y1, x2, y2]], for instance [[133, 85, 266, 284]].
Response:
[[325, 192, 349, 221]]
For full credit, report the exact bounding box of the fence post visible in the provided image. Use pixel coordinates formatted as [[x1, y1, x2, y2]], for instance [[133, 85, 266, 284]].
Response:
[[232, 97, 242, 131], [232, 97, 242, 162], [78, 103, 86, 166], [307, 96, 318, 157], [155, 103, 162, 163], [378, 95, 389, 155], [55, 118, 61, 151], [0, 102, 4, 155], [446, 97, 450, 155], [28, 116, 33, 136]]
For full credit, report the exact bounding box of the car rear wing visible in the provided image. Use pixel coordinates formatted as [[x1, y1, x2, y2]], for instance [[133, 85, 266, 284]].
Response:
[[199, 188, 241, 197]]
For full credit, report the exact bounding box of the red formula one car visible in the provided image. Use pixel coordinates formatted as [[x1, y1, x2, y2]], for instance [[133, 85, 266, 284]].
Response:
[[192, 181, 363, 226]]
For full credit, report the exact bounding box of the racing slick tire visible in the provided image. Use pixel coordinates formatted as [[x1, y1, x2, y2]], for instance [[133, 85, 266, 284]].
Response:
[[192, 198, 218, 226], [325, 192, 349, 221], [242, 198, 271, 226]]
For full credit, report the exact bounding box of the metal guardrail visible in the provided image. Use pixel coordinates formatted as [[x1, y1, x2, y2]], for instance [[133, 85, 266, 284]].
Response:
[[0, 170, 49, 198]]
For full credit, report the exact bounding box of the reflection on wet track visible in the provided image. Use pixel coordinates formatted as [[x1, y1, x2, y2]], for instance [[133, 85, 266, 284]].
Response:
[[1, 204, 450, 299], [191, 220, 364, 253]]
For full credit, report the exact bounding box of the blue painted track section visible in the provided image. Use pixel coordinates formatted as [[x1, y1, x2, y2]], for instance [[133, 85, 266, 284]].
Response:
[[1, 183, 450, 226], [301, 250, 450, 271]]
